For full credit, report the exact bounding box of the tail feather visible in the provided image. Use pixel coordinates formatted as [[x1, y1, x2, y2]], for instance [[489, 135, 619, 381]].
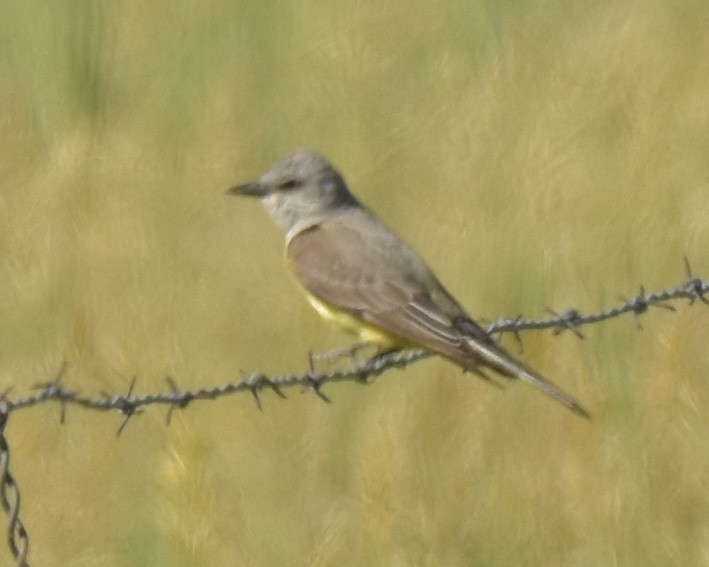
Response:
[[457, 333, 590, 419]]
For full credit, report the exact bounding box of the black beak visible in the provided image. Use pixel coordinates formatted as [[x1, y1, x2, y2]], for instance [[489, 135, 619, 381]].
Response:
[[227, 182, 270, 197]]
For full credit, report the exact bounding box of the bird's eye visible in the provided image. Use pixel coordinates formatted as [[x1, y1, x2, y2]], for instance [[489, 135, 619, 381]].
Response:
[[279, 178, 301, 190]]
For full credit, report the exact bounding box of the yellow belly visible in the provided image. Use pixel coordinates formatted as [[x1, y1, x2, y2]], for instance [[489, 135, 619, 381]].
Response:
[[304, 292, 406, 349]]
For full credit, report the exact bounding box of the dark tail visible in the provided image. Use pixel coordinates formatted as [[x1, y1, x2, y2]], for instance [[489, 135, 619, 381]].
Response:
[[454, 319, 590, 418]]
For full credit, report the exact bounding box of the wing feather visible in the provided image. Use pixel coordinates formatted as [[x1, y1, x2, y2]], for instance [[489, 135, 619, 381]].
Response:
[[287, 213, 470, 352]]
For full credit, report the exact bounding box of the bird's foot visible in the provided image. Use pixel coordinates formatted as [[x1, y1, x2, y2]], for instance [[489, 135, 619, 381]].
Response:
[[309, 342, 379, 369]]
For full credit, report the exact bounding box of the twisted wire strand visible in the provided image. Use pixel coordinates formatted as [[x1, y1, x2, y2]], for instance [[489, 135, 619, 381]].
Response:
[[0, 406, 29, 566]]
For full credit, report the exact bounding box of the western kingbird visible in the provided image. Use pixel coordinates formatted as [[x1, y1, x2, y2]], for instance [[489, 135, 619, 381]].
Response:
[[228, 150, 589, 418]]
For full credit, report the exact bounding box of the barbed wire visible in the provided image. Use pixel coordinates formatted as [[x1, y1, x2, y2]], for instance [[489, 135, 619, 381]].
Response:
[[0, 404, 28, 567], [0, 260, 706, 565]]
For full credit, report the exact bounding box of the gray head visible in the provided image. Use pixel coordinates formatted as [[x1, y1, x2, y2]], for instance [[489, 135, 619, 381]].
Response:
[[228, 150, 359, 240]]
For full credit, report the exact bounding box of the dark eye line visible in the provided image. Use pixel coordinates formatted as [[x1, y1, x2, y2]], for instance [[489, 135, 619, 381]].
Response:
[[279, 178, 301, 190]]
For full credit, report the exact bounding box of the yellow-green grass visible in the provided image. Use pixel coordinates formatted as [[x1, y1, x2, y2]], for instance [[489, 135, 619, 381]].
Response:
[[1, 0, 708, 564]]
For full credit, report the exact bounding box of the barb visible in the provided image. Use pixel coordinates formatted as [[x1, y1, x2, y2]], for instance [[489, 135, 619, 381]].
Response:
[[0, 266, 706, 566], [485, 268, 708, 336]]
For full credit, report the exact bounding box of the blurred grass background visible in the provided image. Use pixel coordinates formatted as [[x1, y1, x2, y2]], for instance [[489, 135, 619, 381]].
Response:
[[1, 0, 709, 565]]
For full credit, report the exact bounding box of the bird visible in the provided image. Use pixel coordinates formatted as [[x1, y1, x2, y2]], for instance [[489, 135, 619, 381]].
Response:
[[228, 150, 589, 418]]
